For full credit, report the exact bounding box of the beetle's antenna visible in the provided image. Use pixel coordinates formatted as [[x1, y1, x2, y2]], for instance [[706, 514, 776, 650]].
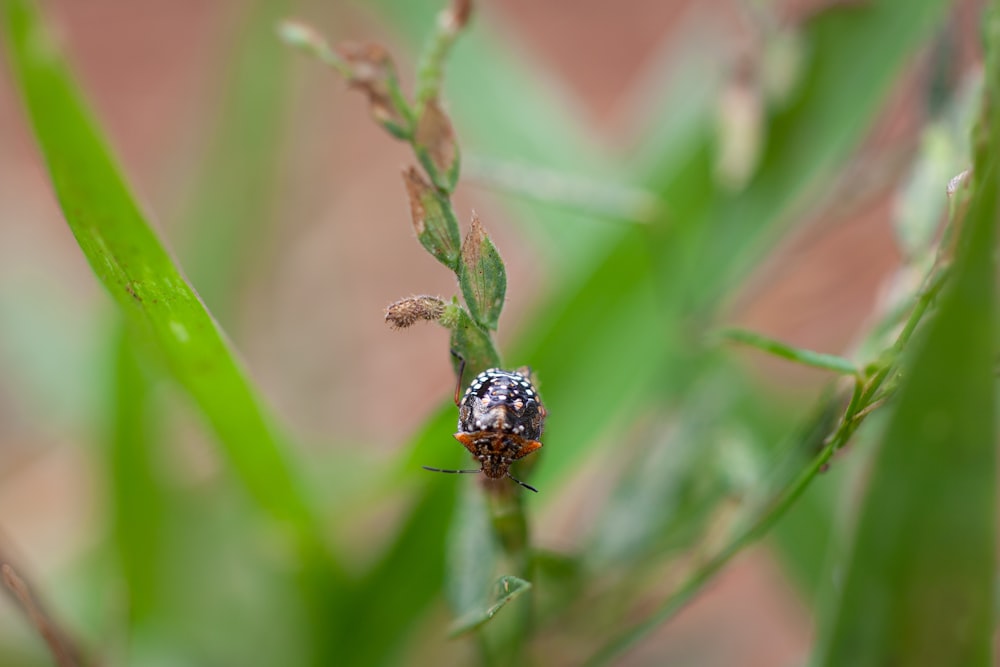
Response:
[[507, 473, 538, 493], [423, 466, 480, 475]]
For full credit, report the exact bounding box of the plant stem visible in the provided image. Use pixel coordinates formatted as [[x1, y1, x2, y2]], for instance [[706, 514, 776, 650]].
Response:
[[584, 408, 851, 665], [414, 0, 471, 108], [282, 7, 535, 657], [587, 258, 951, 665], [0, 549, 83, 667]]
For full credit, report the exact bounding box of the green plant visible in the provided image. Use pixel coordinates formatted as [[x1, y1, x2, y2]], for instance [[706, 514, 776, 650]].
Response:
[[0, 0, 995, 665]]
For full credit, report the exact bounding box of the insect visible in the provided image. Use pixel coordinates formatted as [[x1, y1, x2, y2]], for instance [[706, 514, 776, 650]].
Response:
[[423, 366, 546, 492]]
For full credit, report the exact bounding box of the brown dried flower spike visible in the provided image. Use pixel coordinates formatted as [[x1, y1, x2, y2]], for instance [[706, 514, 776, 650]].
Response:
[[385, 295, 447, 329], [336, 42, 410, 135]]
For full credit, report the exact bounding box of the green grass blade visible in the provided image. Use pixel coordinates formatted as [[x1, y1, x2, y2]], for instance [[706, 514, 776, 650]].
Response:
[[3, 4, 353, 657], [2, 0, 320, 540], [574, 1, 956, 652], [514, 226, 669, 492], [108, 331, 165, 627], [719, 328, 859, 376], [102, 1, 310, 659], [333, 478, 457, 666], [815, 28, 999, 667], [523, 0, 949, 495], [446, 479, 501, 626], [267, 404, 454, 667]]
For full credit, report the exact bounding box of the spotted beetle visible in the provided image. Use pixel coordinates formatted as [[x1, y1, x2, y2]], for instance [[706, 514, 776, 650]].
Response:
[[423, 366, 546, 492]]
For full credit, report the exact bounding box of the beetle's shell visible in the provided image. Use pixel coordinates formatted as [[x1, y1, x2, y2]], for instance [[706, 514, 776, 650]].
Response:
[[457, 368, 545, 440]]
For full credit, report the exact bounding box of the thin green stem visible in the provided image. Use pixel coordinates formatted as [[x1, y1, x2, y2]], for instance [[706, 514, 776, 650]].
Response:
[[281, 7, 530, 661], [892, 269, 948, 354], [586, 423, 848, 666], [414, 0, 470, 108], [587, 258, 952, 665], [860, 268, 948, 407], [281, 10, 533, 661], [720, 328, 861, 376]]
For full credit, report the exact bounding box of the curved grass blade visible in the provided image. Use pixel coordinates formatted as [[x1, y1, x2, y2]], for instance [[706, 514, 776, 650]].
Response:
[[105, 0, 301, 655], [280, 403, 457, 667], [719, 328, 860, 376], [1, 0, 327, 550], [818, 176, 997, 666], [815, 13, 1000, 664], [108, 331, 165, 628], [446, 478, 500, 628]]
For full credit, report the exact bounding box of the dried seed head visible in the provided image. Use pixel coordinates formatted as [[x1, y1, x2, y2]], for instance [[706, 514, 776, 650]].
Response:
[[385, 295, 447, 329], [337, 42, 408, 131], [414, 99, 459, 191]]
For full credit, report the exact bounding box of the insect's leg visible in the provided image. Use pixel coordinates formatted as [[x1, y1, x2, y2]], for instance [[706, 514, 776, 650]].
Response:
[[506, 472, 539, 493], [450, 349, 467, 406], [422, 465, 480, 474]]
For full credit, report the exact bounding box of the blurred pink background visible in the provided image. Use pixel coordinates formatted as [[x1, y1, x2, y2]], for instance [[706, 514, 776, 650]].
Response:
[[0, 1, 984, 664]]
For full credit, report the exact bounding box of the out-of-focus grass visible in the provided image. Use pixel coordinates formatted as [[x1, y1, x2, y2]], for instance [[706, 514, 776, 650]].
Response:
[[104, 1, 319, 663], [816, 11, 1000, 664], [0, 0, 993, 664], [1, 0, 344, 664], [1, 0, 321, 534]]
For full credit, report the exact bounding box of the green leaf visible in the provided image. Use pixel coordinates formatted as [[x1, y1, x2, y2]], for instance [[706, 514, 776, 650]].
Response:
[[448, 576, 532, 638], [403, 166, 462, 269], [444, 302, 502, 380], [333, 439, 458, 666], [446, 480, 501, 623], [719, 328, 859, 376], [512, 226, 668, 492], [1, 0, 326, 552], [108, 331, 166, 627], [816, 29, 999, 667], [107, 1, 297, 642], [458, 214, 506, 331]]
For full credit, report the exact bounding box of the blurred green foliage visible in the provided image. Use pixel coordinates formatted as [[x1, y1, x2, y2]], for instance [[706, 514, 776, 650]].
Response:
[[0, 0, 996, 665]]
